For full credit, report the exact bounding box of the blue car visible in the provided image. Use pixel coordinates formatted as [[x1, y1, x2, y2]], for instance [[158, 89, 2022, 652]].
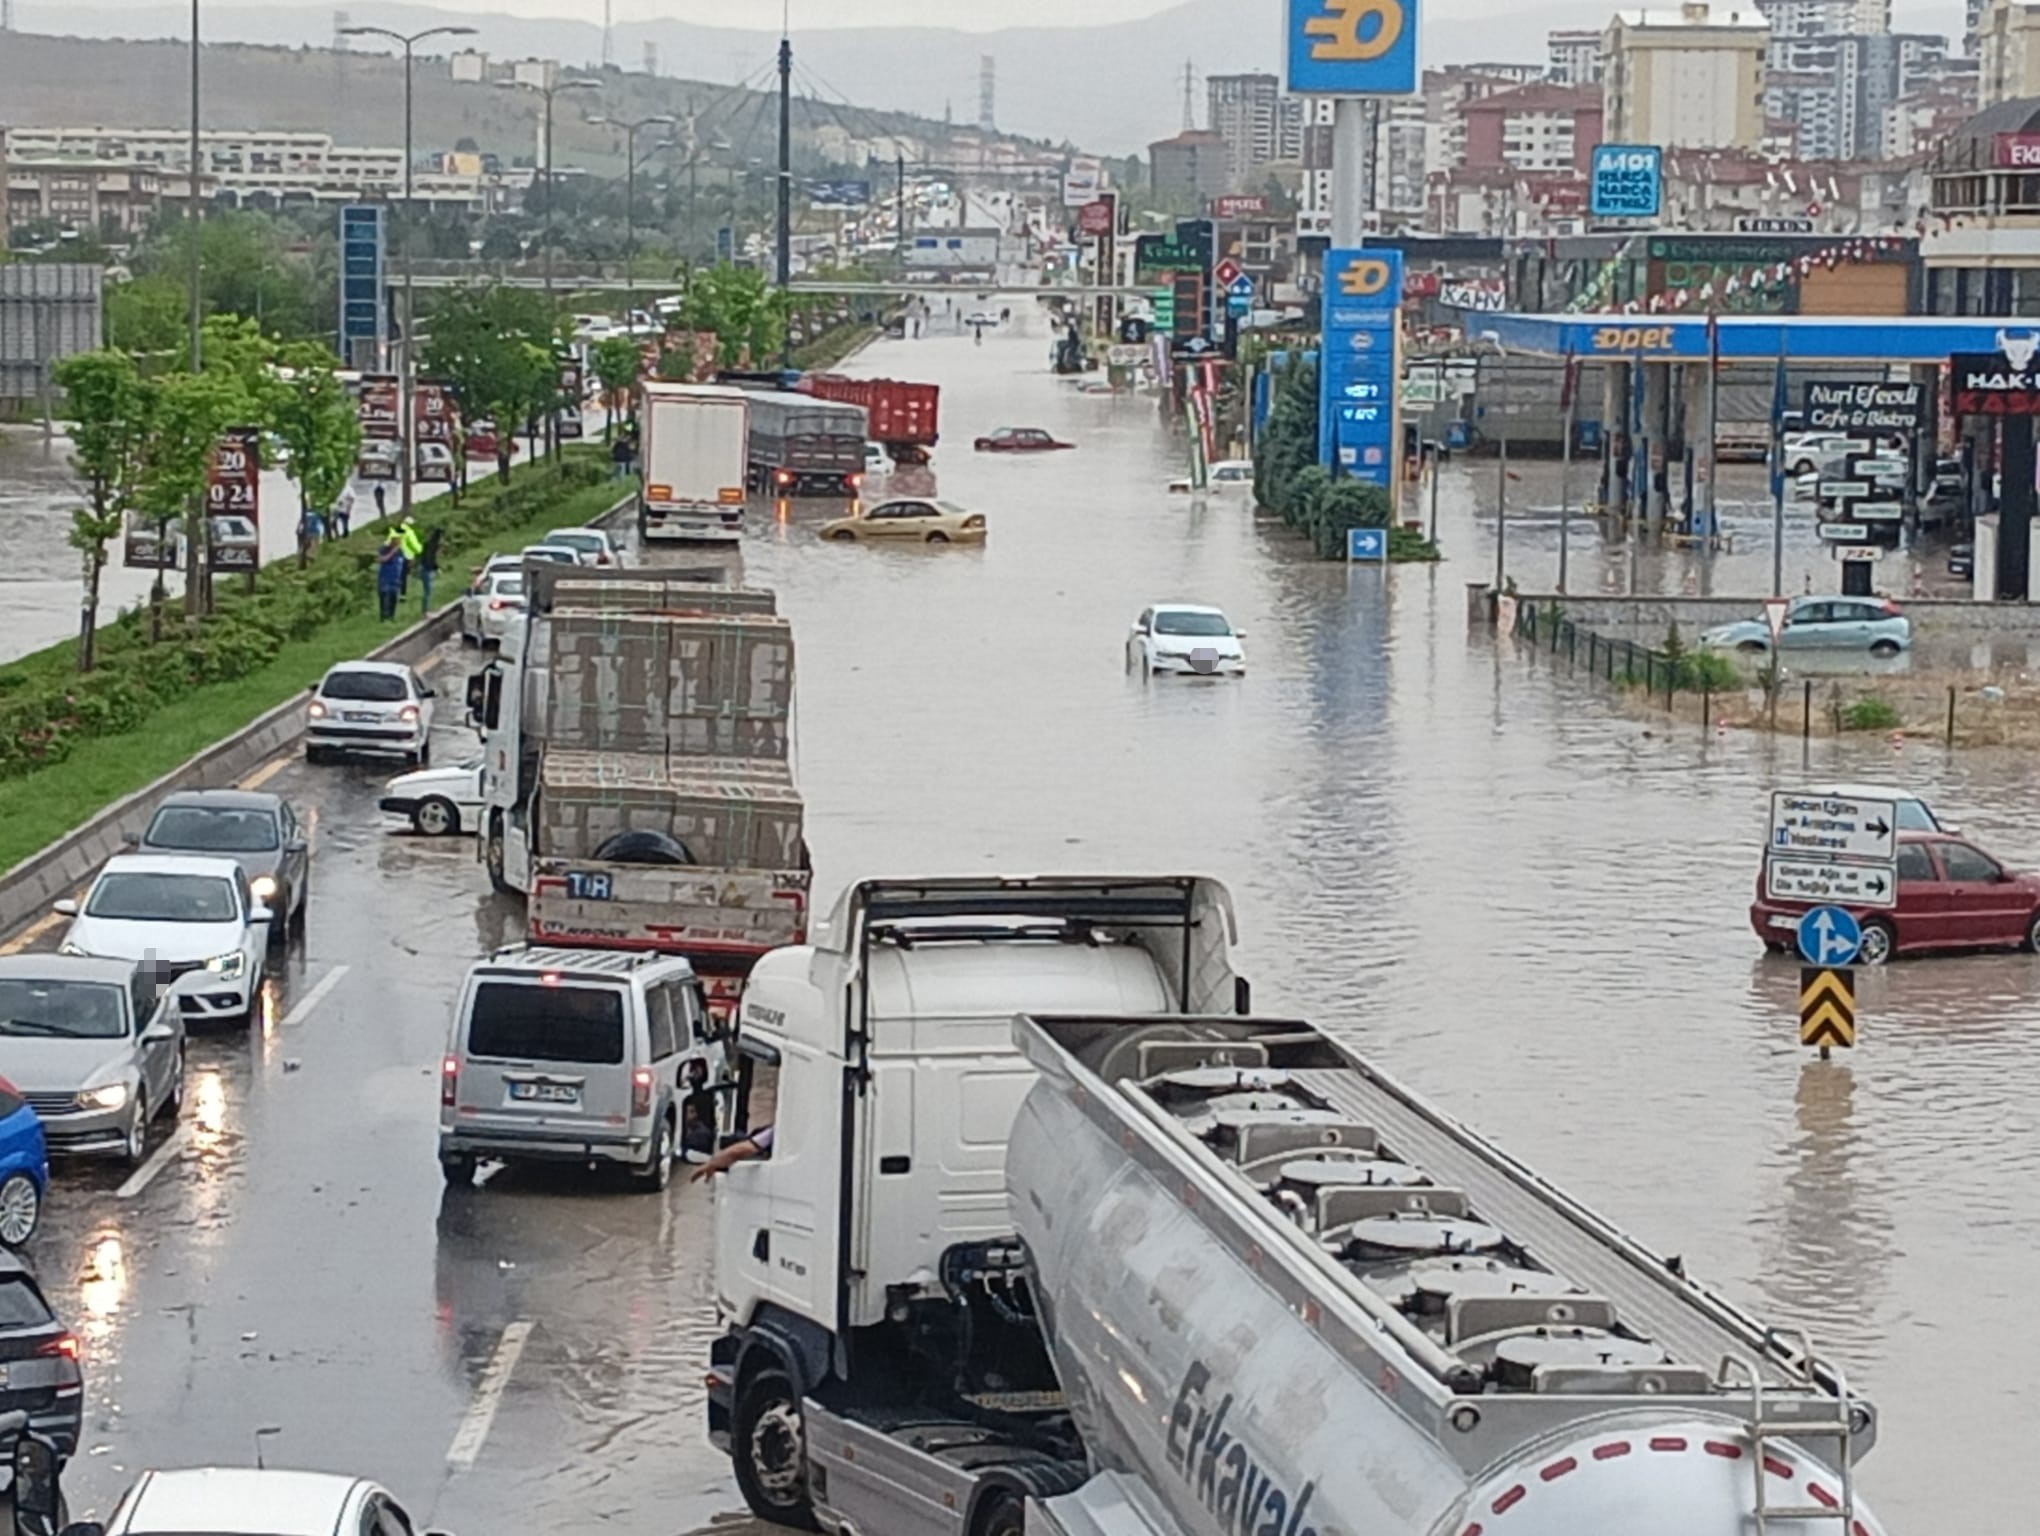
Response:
[[0, 1078, 49, 1246], [1701, 595, 1912, 657]]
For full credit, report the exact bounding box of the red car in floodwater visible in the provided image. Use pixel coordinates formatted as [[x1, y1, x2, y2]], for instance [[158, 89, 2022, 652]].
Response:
[[973, 427, 1072, 453], [1751, 830, 2040, 963]]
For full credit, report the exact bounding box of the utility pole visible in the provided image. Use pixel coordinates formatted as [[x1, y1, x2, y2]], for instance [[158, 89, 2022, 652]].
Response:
[[188, 0, 202, 373], [895, 151, 906, 258], [776, 31, 792, 368]]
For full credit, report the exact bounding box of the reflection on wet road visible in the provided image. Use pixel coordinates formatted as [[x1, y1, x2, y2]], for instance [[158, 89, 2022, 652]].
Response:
[[3, 311, 2036, 1531]]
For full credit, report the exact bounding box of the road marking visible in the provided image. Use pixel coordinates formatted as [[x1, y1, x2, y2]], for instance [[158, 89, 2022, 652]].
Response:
[[280, 965, 349, 1029], [446, 1320, 534, 1469], [116, 1123, 192, 1200], [0, 911, 66, 957], [238, 754, 291, 792]]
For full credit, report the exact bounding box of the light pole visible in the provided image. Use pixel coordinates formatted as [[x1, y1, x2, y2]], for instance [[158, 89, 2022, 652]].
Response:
[[588, 113, 675, 303], [188, 0, 201, 373], [343, 23, 476, 525]]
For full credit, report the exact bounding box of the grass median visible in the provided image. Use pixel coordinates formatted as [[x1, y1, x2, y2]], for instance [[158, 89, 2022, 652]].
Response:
[[0, 454, 632, 875]]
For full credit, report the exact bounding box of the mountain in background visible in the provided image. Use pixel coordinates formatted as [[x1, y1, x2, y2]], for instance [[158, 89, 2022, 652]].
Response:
[[3, 0, 1625, 155]]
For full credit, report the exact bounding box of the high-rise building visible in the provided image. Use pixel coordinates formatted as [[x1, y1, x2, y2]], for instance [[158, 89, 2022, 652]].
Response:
[[1206, 73, 1283, 189], [1547, 29, 1605, 83], [1979, 0, 2040, 103], [1462, 83, 1604, 172], [1604, 4, 1771, 152]]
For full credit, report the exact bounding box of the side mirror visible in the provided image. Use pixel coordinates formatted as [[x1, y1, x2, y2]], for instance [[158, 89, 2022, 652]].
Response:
[[286, 838, 308, 855], [12, 1432, 63, 1536], [141, 1023, 176, 1044], [419, 685, 437, 699], [51, 900, 77, 918], [249, 904, 275, 925]]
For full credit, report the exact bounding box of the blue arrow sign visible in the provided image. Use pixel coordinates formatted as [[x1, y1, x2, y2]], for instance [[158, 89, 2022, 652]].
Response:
[[1347, 527, 1387, 562], [1229, 274, 1255, 298], [1796, 905, 1862, 966]]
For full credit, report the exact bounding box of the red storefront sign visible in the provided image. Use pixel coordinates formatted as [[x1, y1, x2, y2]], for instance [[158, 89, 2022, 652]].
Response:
[[1995, 134, 2040, 167]]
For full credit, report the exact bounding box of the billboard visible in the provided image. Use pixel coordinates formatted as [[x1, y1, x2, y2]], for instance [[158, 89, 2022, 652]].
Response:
[[1287, 0, 1420, 95], [1063, 156, 1103, 207], [1318, 247, 1403, 486], [0, 263, 102, 403], [1590, 145, 1663, 219], [1213, 194, 1271, 220], [338, 204, 387, 366], [359, 373, 400, 439], [1077, 198, 1116, 238], [807, 179, 871, 207], [206, 428, 262, 572], [122, 512, 184, 571], [555, 359, 585, 439]]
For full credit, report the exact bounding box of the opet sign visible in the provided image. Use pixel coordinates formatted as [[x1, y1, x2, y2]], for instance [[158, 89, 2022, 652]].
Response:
[[1287, 0, 1420, 95], [1588, 325, 1681, 354]]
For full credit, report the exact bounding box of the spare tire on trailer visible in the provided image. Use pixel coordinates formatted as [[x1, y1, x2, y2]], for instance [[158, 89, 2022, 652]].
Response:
[[592, 829, 696, 866]]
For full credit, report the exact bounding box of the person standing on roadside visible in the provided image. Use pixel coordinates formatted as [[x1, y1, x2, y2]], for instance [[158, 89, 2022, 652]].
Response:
[[610, 429, 633, 481], [396, 514, 423, 596], [418, 525, 444, 613], [375, 534, 403, 622], [373, 482, 388, 522], [331, 485, 354, 539]]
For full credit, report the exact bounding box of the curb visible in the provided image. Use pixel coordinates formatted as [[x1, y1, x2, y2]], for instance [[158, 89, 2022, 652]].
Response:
[[0, 488, 637, 944]]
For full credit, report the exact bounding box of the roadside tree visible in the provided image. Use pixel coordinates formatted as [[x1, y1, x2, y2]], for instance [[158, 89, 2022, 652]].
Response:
[[272, 341, 364, 565], [51, 350, 152, 670], [591, 335, 642, 438], [681, 263, 787, 369]]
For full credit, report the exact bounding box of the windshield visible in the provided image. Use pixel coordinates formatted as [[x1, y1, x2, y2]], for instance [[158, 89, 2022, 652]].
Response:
[[86, 872, 239, 923], [321, 670, 407, 702], [0, 978, 127, 1039], [552, 532, 601, 549], [145, 805, 279, 854], [493, 576, 526, 597], [1154, 611, 1233, 637], [1897, 800, 1940, 832], [466, 981, 625, 1064]]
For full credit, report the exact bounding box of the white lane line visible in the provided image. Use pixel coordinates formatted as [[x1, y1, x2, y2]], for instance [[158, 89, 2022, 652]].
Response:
[[116, 1123, 192, 1200], [280, 965, 349, 1029], [446, 1320, 534, 1470]]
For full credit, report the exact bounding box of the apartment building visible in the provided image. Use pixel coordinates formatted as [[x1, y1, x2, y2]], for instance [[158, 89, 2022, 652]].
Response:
[[1603, 4, 1771, 152]]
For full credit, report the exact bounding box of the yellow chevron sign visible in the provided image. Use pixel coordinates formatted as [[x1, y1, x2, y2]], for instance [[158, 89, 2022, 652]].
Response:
[[1799, 967, 1857, 1050]]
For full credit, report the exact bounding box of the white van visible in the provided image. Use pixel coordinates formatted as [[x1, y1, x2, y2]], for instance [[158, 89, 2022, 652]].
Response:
[[437, 946, 731, 1190]]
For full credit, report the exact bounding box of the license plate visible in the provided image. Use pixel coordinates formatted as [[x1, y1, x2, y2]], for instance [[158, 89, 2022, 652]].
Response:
[[344, 711, 382, 723], [1769, 915, 1800, 931], [509, 1081, 581, 1105], [565, 872, 614, 901]]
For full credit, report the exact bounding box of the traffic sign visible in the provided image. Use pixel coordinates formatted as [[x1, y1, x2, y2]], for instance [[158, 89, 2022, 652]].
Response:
[[1796, 905, 1863, 966], [1765, 858, 1897, 908], [1799, 967, 1858, 1050], [1214, 258, 1243, 289], [1347, 526, 1388, 562], [1228, 274, 1256, 299], [1770, 790, 1898, 863], [1817, 521, 1872, 542], [1227, 291, 1252, 319], [1763, 597, 1789, 642]]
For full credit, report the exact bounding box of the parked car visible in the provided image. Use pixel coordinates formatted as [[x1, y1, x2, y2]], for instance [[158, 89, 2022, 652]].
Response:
[[466, 421, 501, 459], [381, 757, 485, 837], [461, 571, 526, 648], [56, 855, 272, 1028], [820, 499, 986, 545], [0, 955, 184, 1165], [1126, 604, 1247, 677], [0, 1083, 49, 1245], [135, 790, 308, 943], [356, 440, 401, 480], [1700, 595, 1911, 656], [862, 443, 893, 477], [541, 528, 621, 567], [0, 1247, 80, 1452], [974, 427, 1072, 453], [305, 661, 436, 766], [437, 946, 729, 1190], [93, 1469, 423, 1536], [416, 442, 457, 484], [1752, 830, 2040, 964]]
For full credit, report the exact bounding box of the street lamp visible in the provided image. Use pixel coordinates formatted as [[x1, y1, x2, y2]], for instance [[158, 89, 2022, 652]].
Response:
[[341, 22, 477, 525], [496, 73, 599, 305], [588, 113, 676, 301]]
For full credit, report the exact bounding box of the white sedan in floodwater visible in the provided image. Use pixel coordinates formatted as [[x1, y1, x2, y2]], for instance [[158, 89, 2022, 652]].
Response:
[[1125, 604, 1247, 678]]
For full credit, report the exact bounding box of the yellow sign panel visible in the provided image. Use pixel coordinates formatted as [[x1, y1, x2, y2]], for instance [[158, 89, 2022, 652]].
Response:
[[1799, 967, 1857, 1049], [1337, 258, 1395, 298], [1589, 325, 1678, 354], [1304, 0, 1406, 63]]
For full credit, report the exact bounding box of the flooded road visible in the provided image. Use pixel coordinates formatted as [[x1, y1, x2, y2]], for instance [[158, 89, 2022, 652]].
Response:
[[3, 310, 2036, 1531]]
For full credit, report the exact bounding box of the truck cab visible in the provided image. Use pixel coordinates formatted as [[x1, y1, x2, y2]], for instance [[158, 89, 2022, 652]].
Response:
[[705, 875, 1245, 1536]]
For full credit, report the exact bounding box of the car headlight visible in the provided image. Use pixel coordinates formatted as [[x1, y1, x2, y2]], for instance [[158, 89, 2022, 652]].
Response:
[[249, 875, 278, 901], [205, 951, 246, 979], [76, 1083, 129, 1112]]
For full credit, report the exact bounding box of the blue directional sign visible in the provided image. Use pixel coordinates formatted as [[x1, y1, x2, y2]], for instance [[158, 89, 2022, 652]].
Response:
[[1229, 274, 1256, 299], [1796, 905, 1863, 967], [1347, 526, 1388, 562], [1319, 247, 1403, 487], [337, 204, 386, 358], [1590, 145, 1663, 219], [1288, 0, 1421, 95]]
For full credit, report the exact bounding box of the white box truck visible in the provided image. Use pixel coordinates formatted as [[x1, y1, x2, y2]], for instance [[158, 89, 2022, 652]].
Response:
[[639, 382, 751, 543]]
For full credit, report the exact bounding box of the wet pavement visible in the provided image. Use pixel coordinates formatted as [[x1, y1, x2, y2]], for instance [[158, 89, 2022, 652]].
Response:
[[1, 311, 2036, 1531]]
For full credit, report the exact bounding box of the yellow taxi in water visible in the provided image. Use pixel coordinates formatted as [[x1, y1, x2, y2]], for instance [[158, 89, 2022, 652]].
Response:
[[821, 497, 987, 545]]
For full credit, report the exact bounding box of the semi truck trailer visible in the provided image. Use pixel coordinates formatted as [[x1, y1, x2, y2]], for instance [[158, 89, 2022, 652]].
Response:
[[706, 874, 1886, 1536]]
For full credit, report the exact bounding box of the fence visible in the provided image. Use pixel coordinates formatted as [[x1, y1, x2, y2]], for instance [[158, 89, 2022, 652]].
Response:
[[1513, 597, 1729, 727]]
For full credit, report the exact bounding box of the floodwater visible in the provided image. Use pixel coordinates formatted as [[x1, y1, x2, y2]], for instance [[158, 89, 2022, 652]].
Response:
[[4, 311, 2037, 1534]]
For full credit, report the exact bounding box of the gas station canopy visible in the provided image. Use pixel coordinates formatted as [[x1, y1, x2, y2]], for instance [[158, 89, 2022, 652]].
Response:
[[1465, 313, 2037, 363]]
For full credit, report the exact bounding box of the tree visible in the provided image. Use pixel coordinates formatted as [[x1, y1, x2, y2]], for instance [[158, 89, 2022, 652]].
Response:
[[133, 212, 324, 341], [421, 287, 563, 481], [51, 350, 151, 670], [591, 335, 642, 439], [271, 341, 363, 565], [105, 275, 187, 359], [681, 263, 788, 369], [135, 369, 256, 623]]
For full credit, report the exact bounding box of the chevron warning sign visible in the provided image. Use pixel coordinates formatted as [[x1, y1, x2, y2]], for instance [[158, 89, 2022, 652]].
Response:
[[1800, 966, 1857, 1050]]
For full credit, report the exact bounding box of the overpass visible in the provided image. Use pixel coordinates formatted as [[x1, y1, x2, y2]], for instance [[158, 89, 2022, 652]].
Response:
[[402, 272, 1155, 300]]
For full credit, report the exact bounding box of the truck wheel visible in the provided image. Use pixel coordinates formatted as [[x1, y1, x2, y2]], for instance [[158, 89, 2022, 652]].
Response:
[[485, 816, 511, 894], [972, 1490, 1025, 1536], [733, 1367, 817, 1530]]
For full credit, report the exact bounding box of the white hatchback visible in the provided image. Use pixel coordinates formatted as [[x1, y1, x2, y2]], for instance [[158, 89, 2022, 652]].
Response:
[[461, 570, 526, 647], [306, 660, 437, 765], [1126, 603, 1247, 678], [542, 528, 622, 567], [56, 854, 271, 1026]]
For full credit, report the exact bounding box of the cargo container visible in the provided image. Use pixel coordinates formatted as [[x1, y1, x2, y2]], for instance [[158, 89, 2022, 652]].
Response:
[[639, 383, 751, 543], [801, 375, 941, 464]]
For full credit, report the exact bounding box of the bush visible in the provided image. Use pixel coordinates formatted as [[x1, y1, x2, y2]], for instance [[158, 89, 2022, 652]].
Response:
[[1252, 357, 1434, 561], [1841, 696, 1903, 732]]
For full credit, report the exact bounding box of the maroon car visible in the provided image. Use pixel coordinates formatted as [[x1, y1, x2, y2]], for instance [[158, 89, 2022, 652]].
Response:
[[974, 427, 1072, 453], [1750, 830, 2040, 963]]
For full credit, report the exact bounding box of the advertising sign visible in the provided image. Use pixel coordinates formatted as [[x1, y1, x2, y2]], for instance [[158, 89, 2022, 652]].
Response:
[[1734, 215, 1816, 234], [1062, 157, 1103, 207], [1134, 236, 1206, 275], [413, 381, 454, 444], [359, 373, 400, 440], [1077, 197, 1116, 238], [338, 204, 386, 364], [1438, 276, 1507, 312], [1319, 247, 1403, 487], [1953, 341, 2040, 415], [554, 360, 585, 440], [1801, 380, 1924, 434], [1213, 194, 1271, 220], [1995, 134, 2040, 168], [1590, 145, 1663, 219], [806, 179, 871, 207], [1287, 0, 1420, 95], [204, 428, 261, 572]]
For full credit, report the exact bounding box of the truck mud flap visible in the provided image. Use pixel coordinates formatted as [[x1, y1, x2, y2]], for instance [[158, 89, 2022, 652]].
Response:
[[1030, 1471, 1174, 1536]]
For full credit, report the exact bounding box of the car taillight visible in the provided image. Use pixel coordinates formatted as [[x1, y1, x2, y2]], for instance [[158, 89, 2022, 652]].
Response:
[[489, 599, 507, 611], [399, 705, 420, 723], [775, 470, 793, 487], [631, 1068, 654, 1118], [308, 700, 328, 719], [441, 1055, 458, 1108], [847, 472, 863, 489], [40, 1334, 79, 1362]]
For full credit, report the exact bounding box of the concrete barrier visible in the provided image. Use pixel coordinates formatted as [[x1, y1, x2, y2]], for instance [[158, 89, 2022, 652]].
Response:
[[0, 491, 636, 943]]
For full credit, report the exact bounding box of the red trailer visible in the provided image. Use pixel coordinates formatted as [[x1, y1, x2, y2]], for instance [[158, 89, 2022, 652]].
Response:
[[800, 375, 940, 464]]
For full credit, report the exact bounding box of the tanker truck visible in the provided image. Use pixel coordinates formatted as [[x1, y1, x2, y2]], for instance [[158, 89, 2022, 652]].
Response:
[[706, 875, 1886, 1536]]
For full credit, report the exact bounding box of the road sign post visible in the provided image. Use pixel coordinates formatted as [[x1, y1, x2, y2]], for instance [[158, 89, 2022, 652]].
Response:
[[1347, 526, 1388, 562], [1795, 905, 1862, 967], [1799, 967, 1857, 1056], [1766, 789, 1899, 908]]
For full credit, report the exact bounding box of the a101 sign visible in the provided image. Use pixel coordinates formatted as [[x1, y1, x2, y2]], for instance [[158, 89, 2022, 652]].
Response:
[[1287, 0, 1420, 95], [1590, 145, 1663, 219]]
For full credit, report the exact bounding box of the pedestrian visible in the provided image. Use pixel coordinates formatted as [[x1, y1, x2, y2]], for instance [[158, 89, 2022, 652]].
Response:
[[373, 483, 388, 522], [418, 525, 443, 613], [690, 1124, 772, 1182], [396, 515, 423, 596], [610, 430, 633, 481], [680, 1061, 718, 1158], [331, 486, 354, 539], [375, 535, 403, 622]]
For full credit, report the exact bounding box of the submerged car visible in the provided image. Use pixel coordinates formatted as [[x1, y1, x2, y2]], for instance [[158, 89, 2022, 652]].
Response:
[[974, 427, 1072, 453], [1701, 596, 1911, 656], [1126, 604, 1247, 677], [821, 499, 986, 545]]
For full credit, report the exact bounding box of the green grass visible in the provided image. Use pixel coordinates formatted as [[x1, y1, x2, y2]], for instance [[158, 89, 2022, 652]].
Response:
[[0, 469, 632, 873]]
